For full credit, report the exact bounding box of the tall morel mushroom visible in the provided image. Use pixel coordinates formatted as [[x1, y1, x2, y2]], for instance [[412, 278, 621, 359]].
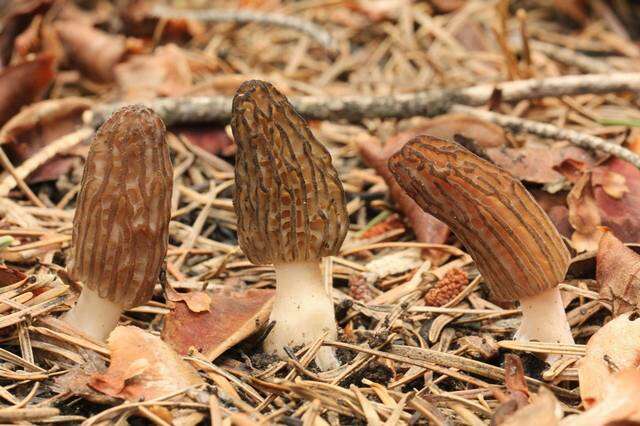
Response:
[[64, 105, 173, 341], [389, 135, 573, 346], [231, 80, 348, 370]]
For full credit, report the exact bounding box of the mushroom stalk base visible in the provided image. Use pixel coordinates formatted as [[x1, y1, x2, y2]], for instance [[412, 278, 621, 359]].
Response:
[[63, 286, 123, 342], [515, 287, 574, 358], [265, 261, 339, 371]]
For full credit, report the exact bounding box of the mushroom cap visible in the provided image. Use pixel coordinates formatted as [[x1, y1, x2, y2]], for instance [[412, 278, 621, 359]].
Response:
[[231, 80, 348, 264], [389, 135, 569, 301], [68, 105, 173, 308]]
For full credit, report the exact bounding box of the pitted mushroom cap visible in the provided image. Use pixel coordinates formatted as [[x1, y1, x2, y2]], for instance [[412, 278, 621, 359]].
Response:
[[389, 135, 570, 301], [69, 105, 173, 308], [231, 80, 348, 264]]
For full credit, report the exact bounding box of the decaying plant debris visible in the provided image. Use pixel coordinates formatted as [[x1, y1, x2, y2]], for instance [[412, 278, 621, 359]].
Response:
[[1, 0, 640, 424]]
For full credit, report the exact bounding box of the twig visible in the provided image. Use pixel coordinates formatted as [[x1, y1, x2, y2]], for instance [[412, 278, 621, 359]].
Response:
[[88, 73, 640, 126], [452, 105, 640, 169], [151, 4, 336, 51], [529, 40, 612, 74], [0, 128, 93, 198]]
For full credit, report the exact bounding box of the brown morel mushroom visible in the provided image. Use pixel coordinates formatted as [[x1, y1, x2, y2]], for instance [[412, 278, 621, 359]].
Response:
[[64, 105, 173, 341], [231, 80, 348, 370], [389, 135, 573, 347]]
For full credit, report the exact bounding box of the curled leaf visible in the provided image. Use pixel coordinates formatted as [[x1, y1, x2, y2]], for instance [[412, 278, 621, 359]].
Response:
[[592, 169, 628, 199], [567, 172, 602, 252], [563, 369, 640, 425], [597, 232, 640, 315], [577, 312, 640, 408], [162, 289, 275, 361], [89, 326, 203, 401], [0, 54, 54, 126], [165, 285, 211, 313], [115, 44, 192, 99], [55, 22, 127, 82], [593, 159, 640, 243]]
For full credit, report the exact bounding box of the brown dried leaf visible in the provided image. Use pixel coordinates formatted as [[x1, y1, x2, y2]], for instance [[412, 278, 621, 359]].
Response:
[[389, 135, 570, 302], [567, 172, 602, 252], [499, 388, 562, 426], [165, 285, 211, 313], [1, 97, 92, 183], [577, 312, 640, 408], [89, 326, 203, 400], [55, 21, 127, 82], [0, 0, 53, 66], [178, 126, 235, 157], [162, 289, 275, 361], [564, 369, 640, 425], [0, 54, 54, 127], [115, 44, 192, 99], [592, 169, 628, 199], [597, 232, 640, 316], [593, 158, 640, 243], [487, 145, 594, 184], [0, 264, 26, 286]]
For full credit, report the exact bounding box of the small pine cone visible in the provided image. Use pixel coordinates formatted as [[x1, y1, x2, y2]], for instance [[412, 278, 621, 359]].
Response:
[[349, 274, 374, 302], [424, 269, 468, 306]]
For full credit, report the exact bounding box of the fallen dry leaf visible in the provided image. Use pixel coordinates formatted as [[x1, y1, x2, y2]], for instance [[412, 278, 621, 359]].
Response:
[[487, 145, 594, 184], [596, 232, 640, 315], [577, 312, 640, 408], [0, 54, 55, 127], [0, 0, 53, 66], [165, 285, 211, 313], [115, 44, 192, 100], [162, 289, 275, 361], [0, 264, 26, 286], [55, 22, 128, 82], [592, 168, 628, 199], [178, 126, 236, 157], [563, 369, 640, 425], [499, 387, 563, 426], [89, 326, 203, 401], [1, 97, 92, 183], [593, 158, 640, 243], [567, 172, 602, 252]]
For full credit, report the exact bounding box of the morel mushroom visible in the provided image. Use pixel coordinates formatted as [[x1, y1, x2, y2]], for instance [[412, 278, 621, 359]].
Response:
[[231, 80, 348, 370], [64, 105, 173, 341], [389, 136, 573, 346]]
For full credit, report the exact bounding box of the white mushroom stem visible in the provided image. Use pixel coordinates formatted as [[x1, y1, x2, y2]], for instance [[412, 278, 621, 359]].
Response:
[[63, 286, 123, 341], [265, 261, 339, 371], [515, 286, 574, 357]]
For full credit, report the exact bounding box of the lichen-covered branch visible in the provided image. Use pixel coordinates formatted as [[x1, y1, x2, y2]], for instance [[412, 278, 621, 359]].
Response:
[[88, 73, 640, 127], [452, 105, 640, 169]]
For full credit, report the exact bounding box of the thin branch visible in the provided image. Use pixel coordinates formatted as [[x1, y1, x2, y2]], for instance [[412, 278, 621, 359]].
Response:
[[452, 105, 640, 169], [88, 73, 640, 127], [529, 40, 613, 74], [151, 4, 336, 51]]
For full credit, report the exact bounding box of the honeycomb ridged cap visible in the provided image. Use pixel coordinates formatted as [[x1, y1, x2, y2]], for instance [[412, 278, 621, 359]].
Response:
[[231, 80, 348, 264], [389, 135, 570, 301], [68, 105, 173, 308]]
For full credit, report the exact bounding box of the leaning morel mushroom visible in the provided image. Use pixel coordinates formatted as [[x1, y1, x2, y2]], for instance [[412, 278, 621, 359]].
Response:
[[389, 135, 573, 347], [232, 80, 348, 370], [64, 105, 173, 341]]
